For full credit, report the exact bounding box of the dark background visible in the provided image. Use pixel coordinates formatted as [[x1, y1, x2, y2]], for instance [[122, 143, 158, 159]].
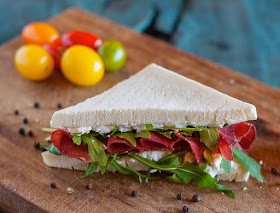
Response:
[[1, 0, 279, 88]]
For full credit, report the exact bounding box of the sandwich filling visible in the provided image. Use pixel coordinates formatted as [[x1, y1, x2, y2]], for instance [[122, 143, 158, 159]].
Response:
[[43, 122, 262, 198]]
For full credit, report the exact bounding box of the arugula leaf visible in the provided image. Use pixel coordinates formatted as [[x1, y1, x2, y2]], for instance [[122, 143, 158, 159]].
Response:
[[128, 153, 179, 171], [177, 164, 236, 198], [111, 125, 119, 135], [128, 153, 236, 198], [82, 135, 107, 166], [81, 162, 99, 178], [167, 173, 185, 184], [145, 124, 154, 131], [232, 148, 263, 182], [199, 127, 220, 152], [204, 147, 214, 165], [100, 154, 117, 174], [110, 160, 143, 183], [135, 130, 151, 138], [41, 143, 61, 155], [157, 151, 188, 165], [145, 169, 161, 182], [158, 131, 173, 139], [72, 135, 82, 145], [41, 128, 57, 133], [221, 157, 231, 174], [114, 132, 137, 147]]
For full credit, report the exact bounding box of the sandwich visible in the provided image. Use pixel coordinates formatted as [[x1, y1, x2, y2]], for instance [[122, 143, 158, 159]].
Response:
[[41, 63, 262, 197]]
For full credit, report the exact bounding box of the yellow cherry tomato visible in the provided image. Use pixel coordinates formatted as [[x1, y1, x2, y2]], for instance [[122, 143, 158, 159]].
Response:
[[61, 45, 104, 86], [14, 44, 54, 81]]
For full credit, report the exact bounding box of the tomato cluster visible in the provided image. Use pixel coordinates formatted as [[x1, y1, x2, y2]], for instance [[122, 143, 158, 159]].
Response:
[[14, 22, 126, 86]]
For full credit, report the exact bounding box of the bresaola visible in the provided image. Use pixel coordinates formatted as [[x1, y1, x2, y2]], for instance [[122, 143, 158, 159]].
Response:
[[51, 122, 256, 166]]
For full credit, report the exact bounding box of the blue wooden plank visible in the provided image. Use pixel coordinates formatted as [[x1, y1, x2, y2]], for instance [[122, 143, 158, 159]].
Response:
[[173, 0, 280, 88], [102, 0, 155, 32], [153, 0, 184, 35], [0, 0, 155, 44]]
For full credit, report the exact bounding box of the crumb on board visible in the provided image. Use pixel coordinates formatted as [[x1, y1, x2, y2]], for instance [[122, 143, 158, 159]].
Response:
[[259, 160, 263, 166]]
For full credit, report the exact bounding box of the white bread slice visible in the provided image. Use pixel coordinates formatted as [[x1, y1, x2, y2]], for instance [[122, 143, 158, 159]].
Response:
[[41, 151, 249, 182], [50, 63, 257, 133]]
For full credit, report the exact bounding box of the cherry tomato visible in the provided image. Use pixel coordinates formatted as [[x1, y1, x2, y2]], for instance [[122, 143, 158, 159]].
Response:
[[22, 22, 60, 45], [61, 31, 102, 50], [97, 39, 126, 72], [43, 38, 65, 69], [61, 45, 104, 86], [14, 44, 54, 81]]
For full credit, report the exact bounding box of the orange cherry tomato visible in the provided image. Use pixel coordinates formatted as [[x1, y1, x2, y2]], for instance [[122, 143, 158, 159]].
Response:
[[61, 31, 102, 50], [22, 22, 60, 45], [43, 38, 65, 69]]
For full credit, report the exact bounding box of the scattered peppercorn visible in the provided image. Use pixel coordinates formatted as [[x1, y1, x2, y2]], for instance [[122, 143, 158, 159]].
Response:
[[34, 142, 40, 150], [86, 184, 92, 190], [34, 102, 40, 109], [271, 168, 277, 175], [14, 110, 19, 115], [28, 130, 33, 137], [131, 190, 138, 197], [67, 187, 74, 194], [57, 103, 62, 109], [183, 205, 190, 212], [192, 195, 200, 202], [177, 193, 183, 200], [23, 118, 28, 124], [18, 128, 25, 135], [50, 182, 56, 189]]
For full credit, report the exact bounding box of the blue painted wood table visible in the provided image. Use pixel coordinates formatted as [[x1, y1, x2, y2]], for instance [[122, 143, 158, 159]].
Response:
[[0, 0, 279, 88]]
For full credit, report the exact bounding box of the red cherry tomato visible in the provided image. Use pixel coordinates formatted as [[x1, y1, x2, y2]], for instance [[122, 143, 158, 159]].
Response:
[[43, 38, 65, 69], [61, 31, 102, 50]]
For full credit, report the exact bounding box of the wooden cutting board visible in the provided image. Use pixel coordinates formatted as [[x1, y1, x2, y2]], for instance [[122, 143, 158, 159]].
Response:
[[0, 8, 279, 213]]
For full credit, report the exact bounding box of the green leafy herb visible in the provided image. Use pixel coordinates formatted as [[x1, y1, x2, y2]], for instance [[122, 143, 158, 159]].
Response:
[[145, 168, 161, 182], [110, 160, 143, 183], [128, 152, 235, 198], [41, 143, 61, 155], [81, 162, 99, 178], [158, 131, 173, 139], [204, 147, 214, 165], [221, 157, 231, 174], [199, 127, 220, 152], [72, 135, 82, 145], [100, 154, 117, 174], [157, 151, 188, 165], [114, 132, 137, 147], [175, 164, 236, 198], [167, 173, 185, 184], [41, 128, 57, 133], [145, 124, 154, 131], [111, 125, 119, 135], [135, 130, 151, 138], [82, 135, 107, 166], [232, 148, 263, 182]]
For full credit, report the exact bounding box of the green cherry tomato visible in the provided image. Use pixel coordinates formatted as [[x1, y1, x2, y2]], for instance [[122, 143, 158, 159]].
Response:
[[98, 39, 126, 72]]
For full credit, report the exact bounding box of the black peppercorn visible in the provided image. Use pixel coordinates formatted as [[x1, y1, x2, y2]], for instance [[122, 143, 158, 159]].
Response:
[[192, 195, 200, 202], [271, 168, 277, 175], [27, 130, 33, 137], [14, 110, 19, 115], [183, 205, 190, 212], [50, 182, 56, 189], [177, 193, 183, 200], [34, 102, 40, 109], [34, 142, 40, 150], [23, 118, 28, 124], [131, 190, 138, 197], [57, 103, 62, 109], [19, 128, 25, 135], [86, 184, 92, 190]]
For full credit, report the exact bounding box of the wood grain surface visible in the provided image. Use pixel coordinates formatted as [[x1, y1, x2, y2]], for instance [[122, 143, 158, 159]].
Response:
[[0, 8, 280, 213]]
